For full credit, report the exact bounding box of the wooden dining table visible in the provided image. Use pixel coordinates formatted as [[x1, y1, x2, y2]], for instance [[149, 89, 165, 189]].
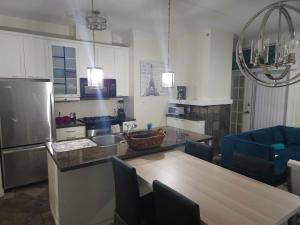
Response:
[[126, 150, 300, 225]]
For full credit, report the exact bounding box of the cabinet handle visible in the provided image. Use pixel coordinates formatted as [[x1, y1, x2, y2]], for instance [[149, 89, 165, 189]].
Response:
[[65, 130, 76, 133]]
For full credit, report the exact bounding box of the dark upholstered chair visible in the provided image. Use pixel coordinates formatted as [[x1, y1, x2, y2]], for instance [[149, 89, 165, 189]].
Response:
[[112, 157, 154, 225], [153, 180, 202, 225], [185, 140, 213, 162], [232, 152, 288, 186]]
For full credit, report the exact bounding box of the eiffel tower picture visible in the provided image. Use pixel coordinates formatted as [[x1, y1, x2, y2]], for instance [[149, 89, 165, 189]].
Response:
[[144, 63, 160, 96]]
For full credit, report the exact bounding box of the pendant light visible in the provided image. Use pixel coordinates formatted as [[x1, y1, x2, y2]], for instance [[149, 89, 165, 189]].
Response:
[[86, 0, 106, 87], [236, 0, 300, 87], [162, 0, 175, 88]]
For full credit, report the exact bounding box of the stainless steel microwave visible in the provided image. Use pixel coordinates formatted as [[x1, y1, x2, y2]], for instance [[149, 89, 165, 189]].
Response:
[[168, 106, 185, 116], [80, 78, 116, 99]]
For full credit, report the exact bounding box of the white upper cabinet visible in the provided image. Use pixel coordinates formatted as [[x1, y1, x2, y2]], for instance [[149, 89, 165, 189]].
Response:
[[49, 41, 80, 101], [96, 46, 115, 79], [78, 43, 93, 78], [0, 32, 25, 78], [115, 48, 129, 96], [24, 36, 50, 79]]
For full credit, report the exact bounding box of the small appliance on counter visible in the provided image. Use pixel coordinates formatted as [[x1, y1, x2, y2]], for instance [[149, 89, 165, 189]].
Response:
[[117, 99, 126, 121], [177, 86, 186, 100], [80, 78, 116, 99], [168, 105, 185, 116]]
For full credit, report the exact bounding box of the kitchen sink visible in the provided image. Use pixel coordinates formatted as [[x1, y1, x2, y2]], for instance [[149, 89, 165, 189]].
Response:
[[91, 134, 126, 147]]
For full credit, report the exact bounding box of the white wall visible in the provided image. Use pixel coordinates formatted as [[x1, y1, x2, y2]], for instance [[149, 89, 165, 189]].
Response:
[[173, 28, 233, 102], [54, 100, 119, 118], [130, 30, 169, 129]]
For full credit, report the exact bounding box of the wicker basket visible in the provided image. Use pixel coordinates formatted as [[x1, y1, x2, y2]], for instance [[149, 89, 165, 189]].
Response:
[[124, 128, 166, 151]]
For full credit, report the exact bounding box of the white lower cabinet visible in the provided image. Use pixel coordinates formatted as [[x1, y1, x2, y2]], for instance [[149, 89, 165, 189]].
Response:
[[167, 117, 205, 134], [56, 126, 86, 141]]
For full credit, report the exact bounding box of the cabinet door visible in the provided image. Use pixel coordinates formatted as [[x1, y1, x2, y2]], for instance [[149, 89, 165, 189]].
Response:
[[0, 33, 25, 78], [115, 48, 129, 96], [24, 37, 50, 79], [50, 41, 80, 101], [78, 43, 93, 78], [96, 46, 115, 79], [167, 117, 205, 134]]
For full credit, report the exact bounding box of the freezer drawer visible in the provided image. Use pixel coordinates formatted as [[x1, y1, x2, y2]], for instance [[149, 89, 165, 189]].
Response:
[[1, 144, 47, 190]]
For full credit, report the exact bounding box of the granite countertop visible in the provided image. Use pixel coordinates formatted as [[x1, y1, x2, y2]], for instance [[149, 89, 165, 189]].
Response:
[[56, 117, 136, 129], [56, 120, 86, 129], [46, 126, 212, 172]]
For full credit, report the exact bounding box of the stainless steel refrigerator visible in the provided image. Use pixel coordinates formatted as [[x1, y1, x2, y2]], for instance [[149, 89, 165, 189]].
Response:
[[0, 79, 55, 189]]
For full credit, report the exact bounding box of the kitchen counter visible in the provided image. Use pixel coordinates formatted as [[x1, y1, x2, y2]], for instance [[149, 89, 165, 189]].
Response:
[[56, 120, 86, 129], [46, 126, 212, 172]]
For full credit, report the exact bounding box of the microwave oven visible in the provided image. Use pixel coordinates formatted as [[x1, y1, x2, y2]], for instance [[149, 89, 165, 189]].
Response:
[[168, 106, 185, 116], [80, 78, 116, 99]]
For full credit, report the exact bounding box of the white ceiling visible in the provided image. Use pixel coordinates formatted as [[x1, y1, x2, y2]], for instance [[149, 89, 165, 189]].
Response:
[[0, 0, 299, 35]]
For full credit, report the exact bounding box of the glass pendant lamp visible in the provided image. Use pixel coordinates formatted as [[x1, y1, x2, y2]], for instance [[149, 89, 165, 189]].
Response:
[[162, 0, 175, 88], [86, 0, 105, 87]]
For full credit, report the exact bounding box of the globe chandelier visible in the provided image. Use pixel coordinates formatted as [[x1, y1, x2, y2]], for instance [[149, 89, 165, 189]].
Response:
[[236, 0, 300, 87]]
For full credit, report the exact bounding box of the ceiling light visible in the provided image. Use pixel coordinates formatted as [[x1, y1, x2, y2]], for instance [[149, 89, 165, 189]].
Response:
[[162, 0, 175, 88], [86, 0, 106, 87], [236, 0, 300, 87]]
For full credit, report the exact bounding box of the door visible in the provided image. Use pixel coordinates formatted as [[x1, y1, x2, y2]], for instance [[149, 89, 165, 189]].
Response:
[[50, 41, 80, 101], [0, 80, 53, 148], [242, 77, 255, 132], [24, 36, 50, 79], [0, 32, 25, 78], [1, 144, 47, 189], [96, 46, 115, 79], [252, 73, 288, 129], [78, 43, 93, 78]]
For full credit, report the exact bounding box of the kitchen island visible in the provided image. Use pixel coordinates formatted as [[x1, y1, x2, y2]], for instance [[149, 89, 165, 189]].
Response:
[[46, 126, 212, 225]]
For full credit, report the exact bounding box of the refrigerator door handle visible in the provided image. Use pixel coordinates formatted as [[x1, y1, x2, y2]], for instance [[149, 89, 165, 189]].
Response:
[[50, 92, 56, 141], [0, 116, 3, 149], [1, 145, 46, 155]]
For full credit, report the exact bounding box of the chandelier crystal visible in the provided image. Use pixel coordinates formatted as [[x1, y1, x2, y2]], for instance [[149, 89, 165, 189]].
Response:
[[236, 0, 300, 87]]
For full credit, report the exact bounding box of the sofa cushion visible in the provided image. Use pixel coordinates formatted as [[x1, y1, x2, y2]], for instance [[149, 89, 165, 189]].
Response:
[[272, 126, 285, 144], [285, 127, 300, 145], [251, 130, 274, 145], [286, 145, 300, 161], [271, 143, 285, 155]]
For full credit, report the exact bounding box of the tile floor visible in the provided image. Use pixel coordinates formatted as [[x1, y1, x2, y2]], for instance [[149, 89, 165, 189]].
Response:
[[0, 182, 55, 225]]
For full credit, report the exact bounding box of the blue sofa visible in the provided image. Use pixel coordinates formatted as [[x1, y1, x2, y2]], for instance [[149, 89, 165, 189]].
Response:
[[221, 126, 300, 175]]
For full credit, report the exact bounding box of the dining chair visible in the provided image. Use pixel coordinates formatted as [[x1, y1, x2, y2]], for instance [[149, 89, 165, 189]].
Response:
[[153, 180, 202, 225], [185, 140, 213, 162], [232, 152, 288, 186], [112, 156, 154, 225], [288, 159, 300, 195]]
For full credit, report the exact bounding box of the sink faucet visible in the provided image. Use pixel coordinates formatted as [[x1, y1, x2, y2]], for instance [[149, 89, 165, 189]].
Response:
[[126, 123, 138, 135]]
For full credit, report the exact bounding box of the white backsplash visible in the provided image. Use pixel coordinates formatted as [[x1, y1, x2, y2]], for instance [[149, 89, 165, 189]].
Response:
[[55, 99, 119, 118]]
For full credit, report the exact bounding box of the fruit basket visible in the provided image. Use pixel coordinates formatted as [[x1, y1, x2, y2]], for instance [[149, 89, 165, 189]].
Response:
[[124, 128, 166, 150]]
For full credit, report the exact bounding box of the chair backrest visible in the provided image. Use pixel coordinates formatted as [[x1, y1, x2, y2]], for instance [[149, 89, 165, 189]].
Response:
[[232, 152, 274, 185], [288, 160, 300, 196], [153, 180, 201, 225], [185, 140, 213, 162], [112, 156, 141, 225]]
